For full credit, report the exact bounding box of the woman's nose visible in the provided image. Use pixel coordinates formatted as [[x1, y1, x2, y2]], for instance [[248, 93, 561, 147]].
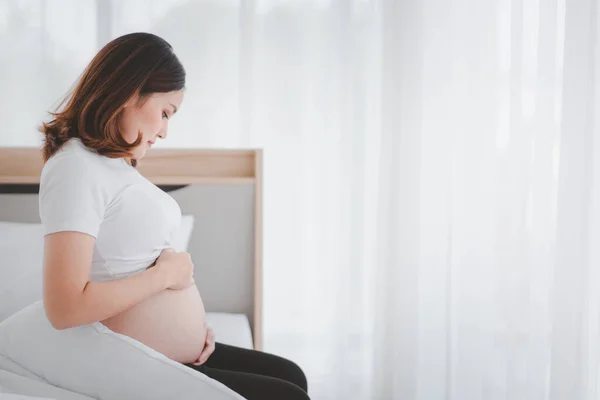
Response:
[[157, 127, 168, 139]]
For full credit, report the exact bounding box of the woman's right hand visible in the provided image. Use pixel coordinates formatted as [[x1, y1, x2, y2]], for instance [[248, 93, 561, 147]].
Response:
[[154, 248, 195, 290]]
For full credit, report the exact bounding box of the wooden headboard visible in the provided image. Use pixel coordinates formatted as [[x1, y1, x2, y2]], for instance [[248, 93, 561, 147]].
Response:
[[0, 147, 264, 350]]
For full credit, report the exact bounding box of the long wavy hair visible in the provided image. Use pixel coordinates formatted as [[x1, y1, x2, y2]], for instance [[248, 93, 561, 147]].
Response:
[[40, 32, 185, 167]]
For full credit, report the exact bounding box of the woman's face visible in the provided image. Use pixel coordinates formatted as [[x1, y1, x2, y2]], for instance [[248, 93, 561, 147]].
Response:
[[119, 90, 184, 160]]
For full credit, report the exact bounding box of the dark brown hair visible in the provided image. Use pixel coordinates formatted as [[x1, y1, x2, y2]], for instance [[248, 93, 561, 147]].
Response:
[[40, 32, 185, 166]]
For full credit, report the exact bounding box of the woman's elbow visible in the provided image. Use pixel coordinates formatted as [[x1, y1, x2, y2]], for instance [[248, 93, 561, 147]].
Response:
[[45, 311, 70, 330], [43, 300, 77, 330], [49, 317, 71, 331]]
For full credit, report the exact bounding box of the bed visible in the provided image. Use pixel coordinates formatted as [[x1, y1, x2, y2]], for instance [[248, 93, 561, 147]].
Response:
[[0, 146, 263, 399]]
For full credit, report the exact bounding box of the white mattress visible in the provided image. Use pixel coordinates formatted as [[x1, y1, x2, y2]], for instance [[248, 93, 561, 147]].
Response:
[[204, 312, 254, 350], [0, 312, 253, 400]]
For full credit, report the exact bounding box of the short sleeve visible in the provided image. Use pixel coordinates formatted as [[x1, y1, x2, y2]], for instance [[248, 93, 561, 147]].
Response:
[[39, 154, 108, 238]]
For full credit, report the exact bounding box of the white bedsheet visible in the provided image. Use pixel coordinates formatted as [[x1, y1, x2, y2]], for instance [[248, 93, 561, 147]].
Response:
[[0, 312, 253, 400]]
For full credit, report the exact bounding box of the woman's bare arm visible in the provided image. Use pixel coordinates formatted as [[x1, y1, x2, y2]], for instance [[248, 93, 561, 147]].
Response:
[[43, 231, 185, 330]]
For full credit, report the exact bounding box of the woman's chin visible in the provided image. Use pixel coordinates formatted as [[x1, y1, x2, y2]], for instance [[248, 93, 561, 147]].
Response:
[[132, 148, 148, 160]]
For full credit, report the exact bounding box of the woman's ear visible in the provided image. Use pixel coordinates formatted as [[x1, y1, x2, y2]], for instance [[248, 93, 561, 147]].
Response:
[[123, 91, 143, 108]]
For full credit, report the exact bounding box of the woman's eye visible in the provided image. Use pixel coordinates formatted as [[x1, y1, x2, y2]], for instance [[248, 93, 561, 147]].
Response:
[[162, 111, 169, 120]]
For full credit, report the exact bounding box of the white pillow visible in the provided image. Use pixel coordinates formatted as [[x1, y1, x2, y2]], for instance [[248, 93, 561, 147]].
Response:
[[0, 216, 195, 322], [0, 222, 45, 322], [172, 214, 195, 252], [0, 302, 244, 400], [0, 366, 95, 400]]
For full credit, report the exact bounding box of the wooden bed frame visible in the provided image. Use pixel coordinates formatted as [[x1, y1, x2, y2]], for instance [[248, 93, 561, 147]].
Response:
[[0, 147, 264, 350]]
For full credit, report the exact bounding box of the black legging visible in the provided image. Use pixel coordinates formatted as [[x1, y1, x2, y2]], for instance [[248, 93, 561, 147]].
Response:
[[184, 342, 310, 400]]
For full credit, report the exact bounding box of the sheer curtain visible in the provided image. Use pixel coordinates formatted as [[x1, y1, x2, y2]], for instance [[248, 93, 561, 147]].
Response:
[[2, 0, 600, 399]]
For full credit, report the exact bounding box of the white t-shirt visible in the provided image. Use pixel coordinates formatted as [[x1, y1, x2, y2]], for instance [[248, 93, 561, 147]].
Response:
[[39, 138, 182, 282]]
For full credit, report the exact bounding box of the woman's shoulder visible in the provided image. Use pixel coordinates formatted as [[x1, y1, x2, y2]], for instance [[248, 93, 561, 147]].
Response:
[[38, 139, 125, 234], [40, 139, 133, 206], [42, 138, 127, 181]]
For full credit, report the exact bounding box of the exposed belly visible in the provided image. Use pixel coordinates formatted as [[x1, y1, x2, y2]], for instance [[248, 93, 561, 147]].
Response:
[[101, 285, 206, 364]]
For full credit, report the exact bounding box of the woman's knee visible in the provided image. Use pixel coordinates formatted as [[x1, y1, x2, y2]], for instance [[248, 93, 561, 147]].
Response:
[[273, 356, 308, 392], [273, 379, 310, 400]]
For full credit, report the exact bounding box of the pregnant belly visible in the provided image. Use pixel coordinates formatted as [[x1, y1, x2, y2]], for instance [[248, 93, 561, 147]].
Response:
[[101, 285, 207, 364]]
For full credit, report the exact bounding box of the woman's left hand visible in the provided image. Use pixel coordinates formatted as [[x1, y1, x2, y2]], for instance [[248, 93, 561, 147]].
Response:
[[192, 323, 215, 366]]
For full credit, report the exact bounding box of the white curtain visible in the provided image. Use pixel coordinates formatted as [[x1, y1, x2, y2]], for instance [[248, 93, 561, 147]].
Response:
[[2, 0, 600, 399]]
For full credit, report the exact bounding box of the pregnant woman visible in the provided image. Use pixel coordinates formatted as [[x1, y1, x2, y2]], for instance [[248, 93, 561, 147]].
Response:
[[39, 32, 308, 400]]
